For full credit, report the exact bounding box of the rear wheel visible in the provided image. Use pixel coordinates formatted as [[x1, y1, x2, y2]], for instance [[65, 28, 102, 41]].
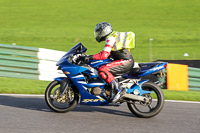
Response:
[[45, 80, 79, 113], [127, 82, 164, 118]]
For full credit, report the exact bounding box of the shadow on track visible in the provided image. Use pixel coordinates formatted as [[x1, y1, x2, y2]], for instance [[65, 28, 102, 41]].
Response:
[[0, 95, 50, 112], [0, 95, 134, 117], [73, 105, 134, 117]]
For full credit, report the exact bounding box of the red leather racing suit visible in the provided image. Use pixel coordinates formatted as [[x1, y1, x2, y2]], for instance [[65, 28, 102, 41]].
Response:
[[91, 36, 134, 84]]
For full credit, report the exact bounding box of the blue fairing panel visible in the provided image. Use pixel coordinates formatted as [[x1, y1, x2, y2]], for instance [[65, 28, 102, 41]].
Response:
[[67, 74, 109, 106], [126, 80, 153, 96], [54, 77, 67, 82], [139, 62, 167, 77], [61, 66, 88, 75], [88, 59, 112, 68], [59, 60, 88, 75]]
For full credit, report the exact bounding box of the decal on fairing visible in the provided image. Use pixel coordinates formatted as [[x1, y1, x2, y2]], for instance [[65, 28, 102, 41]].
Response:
[[152, 65, 163, 71], [91, 60, 103, 64], [71, 75, 84, 78], [82, 99, 105, 103]]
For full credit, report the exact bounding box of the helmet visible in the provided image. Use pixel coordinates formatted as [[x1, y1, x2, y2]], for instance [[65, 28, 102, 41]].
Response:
[[94, 22, 113, 42]]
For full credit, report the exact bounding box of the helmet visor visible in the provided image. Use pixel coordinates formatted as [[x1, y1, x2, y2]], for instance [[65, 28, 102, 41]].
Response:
[[94, 31, 99, 39], [94, 31, 101, 42]]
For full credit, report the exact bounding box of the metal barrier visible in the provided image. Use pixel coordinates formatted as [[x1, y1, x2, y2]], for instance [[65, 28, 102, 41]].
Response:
[[0, 44, 66, 81], [188, 67, 200, 91]]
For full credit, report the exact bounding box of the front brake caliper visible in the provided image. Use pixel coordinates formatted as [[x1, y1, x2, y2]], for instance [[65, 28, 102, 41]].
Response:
[[54, 88, 67, 103]]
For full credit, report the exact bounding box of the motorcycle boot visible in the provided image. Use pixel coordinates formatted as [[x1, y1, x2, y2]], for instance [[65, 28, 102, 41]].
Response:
[[109, 80, 126, 103]]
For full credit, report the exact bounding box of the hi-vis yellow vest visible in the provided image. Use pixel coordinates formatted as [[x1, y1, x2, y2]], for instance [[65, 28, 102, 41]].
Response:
[[107, 31, 136, 51]]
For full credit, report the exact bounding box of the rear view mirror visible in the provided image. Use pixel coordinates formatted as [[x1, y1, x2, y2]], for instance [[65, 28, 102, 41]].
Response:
[[76, 45, 82, 53]]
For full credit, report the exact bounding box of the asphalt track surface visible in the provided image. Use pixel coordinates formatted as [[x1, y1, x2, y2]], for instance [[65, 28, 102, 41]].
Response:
[[0, 94, 199, 133]]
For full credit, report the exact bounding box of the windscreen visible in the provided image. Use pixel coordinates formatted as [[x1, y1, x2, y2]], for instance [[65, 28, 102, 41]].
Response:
[[63, 42, 87, 58], [56, 42, 87, 65]]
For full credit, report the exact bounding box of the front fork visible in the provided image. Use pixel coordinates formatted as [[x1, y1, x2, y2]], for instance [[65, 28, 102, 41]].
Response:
[[54, 77, 70, 96]]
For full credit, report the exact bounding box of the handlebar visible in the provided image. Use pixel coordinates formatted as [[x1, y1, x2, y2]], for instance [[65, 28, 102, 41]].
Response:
[[70, 53, 87, 65]]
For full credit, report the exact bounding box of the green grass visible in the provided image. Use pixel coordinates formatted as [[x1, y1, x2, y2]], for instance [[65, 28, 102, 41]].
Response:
[[162, 89, 200, 101], [0, 77, 49, 94], [0, 0, 200, 62], [0, 77, 199, 101]]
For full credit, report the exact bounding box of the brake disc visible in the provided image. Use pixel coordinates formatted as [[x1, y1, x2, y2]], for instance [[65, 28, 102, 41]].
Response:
[[53, 88, 68, 103]]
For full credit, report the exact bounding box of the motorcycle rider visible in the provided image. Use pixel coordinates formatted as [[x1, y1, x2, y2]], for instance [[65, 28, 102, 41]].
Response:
[[81, 22, 136, 103]]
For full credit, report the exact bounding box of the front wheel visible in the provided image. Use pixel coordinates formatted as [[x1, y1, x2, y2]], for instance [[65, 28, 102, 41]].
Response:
[[127, 82, 164, 118], [45, 80, 79, 113]]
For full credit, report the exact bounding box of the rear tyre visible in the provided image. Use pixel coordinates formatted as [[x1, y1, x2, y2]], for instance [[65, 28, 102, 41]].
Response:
[[127, 82, 164, 118], [45, 80, 79, 113]]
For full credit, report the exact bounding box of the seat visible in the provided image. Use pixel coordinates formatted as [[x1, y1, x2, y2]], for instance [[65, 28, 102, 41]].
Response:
[[128, 62, 141, 74], [113, 62, 141, 77]]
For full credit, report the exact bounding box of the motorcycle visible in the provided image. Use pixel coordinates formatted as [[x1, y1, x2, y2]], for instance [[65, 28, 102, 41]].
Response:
[[45, 42, 167, 118]]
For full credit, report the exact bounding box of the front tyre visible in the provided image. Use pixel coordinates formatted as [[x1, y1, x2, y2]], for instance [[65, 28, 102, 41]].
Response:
[[45, 80, 79, 113], [127, 82, 164, 118]]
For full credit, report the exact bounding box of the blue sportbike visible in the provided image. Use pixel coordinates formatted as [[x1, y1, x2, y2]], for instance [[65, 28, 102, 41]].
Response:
[[45, 42, 167, 118]]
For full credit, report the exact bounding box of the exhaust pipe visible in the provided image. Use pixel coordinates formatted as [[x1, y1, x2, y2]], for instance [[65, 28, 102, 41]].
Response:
[[122, 94, 148, 102]]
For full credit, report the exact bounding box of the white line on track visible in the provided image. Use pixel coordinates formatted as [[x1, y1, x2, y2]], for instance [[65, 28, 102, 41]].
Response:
[[0, 94, 44, 97], [0, 94, 200, 104], [164, 100, 200, 104]]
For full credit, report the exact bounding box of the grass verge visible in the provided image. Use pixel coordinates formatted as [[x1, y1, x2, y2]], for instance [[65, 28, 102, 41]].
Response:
[[162, 89, 200, 102], [0, 0, 200, 62], [0, 77, 49, 94]]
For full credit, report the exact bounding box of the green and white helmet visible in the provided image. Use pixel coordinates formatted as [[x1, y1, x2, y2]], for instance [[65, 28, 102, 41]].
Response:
[[94, 22, 113, 42]]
